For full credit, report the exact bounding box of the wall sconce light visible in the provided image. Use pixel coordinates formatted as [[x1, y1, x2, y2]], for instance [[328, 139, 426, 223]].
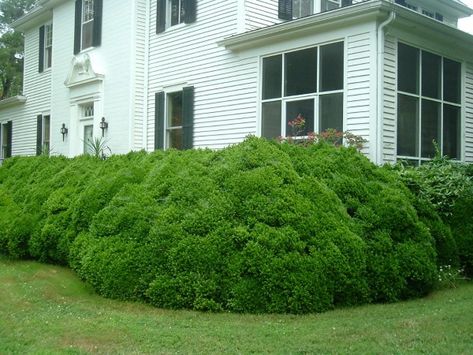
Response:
[[100, 117, 108, 137], [60, 123, 68, 141]]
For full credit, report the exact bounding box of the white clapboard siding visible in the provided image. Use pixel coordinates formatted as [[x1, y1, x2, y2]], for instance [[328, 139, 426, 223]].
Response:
[[465, 62, 473, 162], [382, 34, 397, 163], [12, 26, 52, 156], [346, 31, 373, 155], [147, 0, 259, 150], [133, 0, 148, 150], [245, 0, 281, 31]]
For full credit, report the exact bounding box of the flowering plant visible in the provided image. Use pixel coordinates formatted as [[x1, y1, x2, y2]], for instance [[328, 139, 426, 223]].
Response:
[[287, 114, 306, 137]]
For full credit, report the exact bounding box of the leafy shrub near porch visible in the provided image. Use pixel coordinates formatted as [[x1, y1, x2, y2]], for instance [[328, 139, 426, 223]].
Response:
[[0, 138, 445, 313], [394, 157, 473, 277]]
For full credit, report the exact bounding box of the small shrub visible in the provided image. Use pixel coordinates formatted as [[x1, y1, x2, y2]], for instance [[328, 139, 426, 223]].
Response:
[[436, 265, 465, 289]]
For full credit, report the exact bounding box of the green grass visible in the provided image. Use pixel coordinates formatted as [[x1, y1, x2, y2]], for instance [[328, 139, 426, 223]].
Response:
[[1, 257, 472, 354]]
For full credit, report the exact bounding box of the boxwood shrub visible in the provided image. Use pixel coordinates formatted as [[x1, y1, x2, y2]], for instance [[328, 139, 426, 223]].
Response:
[[0, 137, 452, 313]]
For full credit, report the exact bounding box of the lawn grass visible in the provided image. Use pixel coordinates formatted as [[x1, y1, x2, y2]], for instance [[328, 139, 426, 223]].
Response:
[[1, 257, 472, 354]]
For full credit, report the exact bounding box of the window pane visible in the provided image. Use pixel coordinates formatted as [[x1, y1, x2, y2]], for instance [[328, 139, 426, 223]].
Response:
[[168, 128, 183, 149], [397, 94, 419, 157], [170, 0, 180, 26], [443, 58, 461, 104], [262, 55, 282, 100], [443, 104, 461, 159], [82, 21, 93, 49], [398, 43, 419, 94], [43, 116, 51, 143], [293, 0, 314, 18], [422, 51, 441, 99], [421, 99, 440, 158], [320, 42, 344, 92], [262, 101, 282, 139], [319, 93, 343, 132], [286, 99, 314, 136], [322, 0, 341, 12], [285, 48, 317, 96], [168, 92, 183, 127]]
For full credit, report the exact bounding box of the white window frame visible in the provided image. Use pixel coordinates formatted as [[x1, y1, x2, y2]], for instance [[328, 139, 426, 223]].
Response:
[[260, 41, 345, 139], [396, 42, 463, 164]]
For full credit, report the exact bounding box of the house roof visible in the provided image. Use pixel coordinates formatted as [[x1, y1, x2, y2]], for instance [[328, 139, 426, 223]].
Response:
[[0, 96, 27, 109], [219, 0, 473, 54], [11, 0, 67, 31]]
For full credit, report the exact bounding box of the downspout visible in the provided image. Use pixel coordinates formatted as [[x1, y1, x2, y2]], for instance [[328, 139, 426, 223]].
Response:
[[376, 5, 396, 164]]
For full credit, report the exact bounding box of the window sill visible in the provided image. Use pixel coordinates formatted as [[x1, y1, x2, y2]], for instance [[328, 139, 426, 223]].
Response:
[[160, 22, 186, 34], [79, 46, 97, 55]]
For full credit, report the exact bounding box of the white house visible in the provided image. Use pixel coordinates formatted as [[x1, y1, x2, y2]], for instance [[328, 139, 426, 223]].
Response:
[[1, 0, 473, 166]]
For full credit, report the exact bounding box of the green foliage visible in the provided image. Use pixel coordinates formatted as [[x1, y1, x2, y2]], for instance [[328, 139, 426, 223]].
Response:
[[0, 138, 447, 313], [0, 0, 37, 98], [393, 156, 473, 277], [85, 136, 111, 159]]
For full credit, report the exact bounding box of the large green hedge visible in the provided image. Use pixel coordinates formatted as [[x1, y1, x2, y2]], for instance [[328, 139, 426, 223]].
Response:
[[0, 137, 464, 313]]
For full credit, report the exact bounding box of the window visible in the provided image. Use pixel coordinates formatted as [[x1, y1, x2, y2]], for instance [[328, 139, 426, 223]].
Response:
[[74, 0, 102, 54], [279, 1, 362, 20], [169, 0, 185, 26], [422, 9, 434, 19], [293, 0, 314, 18], [395, 1, 444, 23], [36, 115, 51, 155], [397, 43, 462, 163], [1, 121, 12, 159], [156, 0, 196, 33], [39, 23, 53, 72], [82, 0, 94, 50], [167, 91, 183, 149], [44, 24, 53, 68], [155, 87, 194, 150], [82, 103, 94, 119], [261, 41, 344, 139], [322, 0, 341, 12]]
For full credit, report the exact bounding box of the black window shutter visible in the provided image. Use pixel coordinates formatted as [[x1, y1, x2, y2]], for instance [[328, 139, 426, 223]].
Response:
[[74, 0, 82, 54], [156, 0, 166, 34], [278, 0, 292, 20], [6, 121, 12, 158], [183, 0, 197, 24], [155, 92, 165, 150], [92, 0, 103, 47], [39, 26, 45, 73], [182, 86, 194, 150], [36, 115, 43, 156]]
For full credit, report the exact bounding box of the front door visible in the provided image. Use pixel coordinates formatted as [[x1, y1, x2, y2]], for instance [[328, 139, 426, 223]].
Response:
[[83, 124, 94, 155]]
